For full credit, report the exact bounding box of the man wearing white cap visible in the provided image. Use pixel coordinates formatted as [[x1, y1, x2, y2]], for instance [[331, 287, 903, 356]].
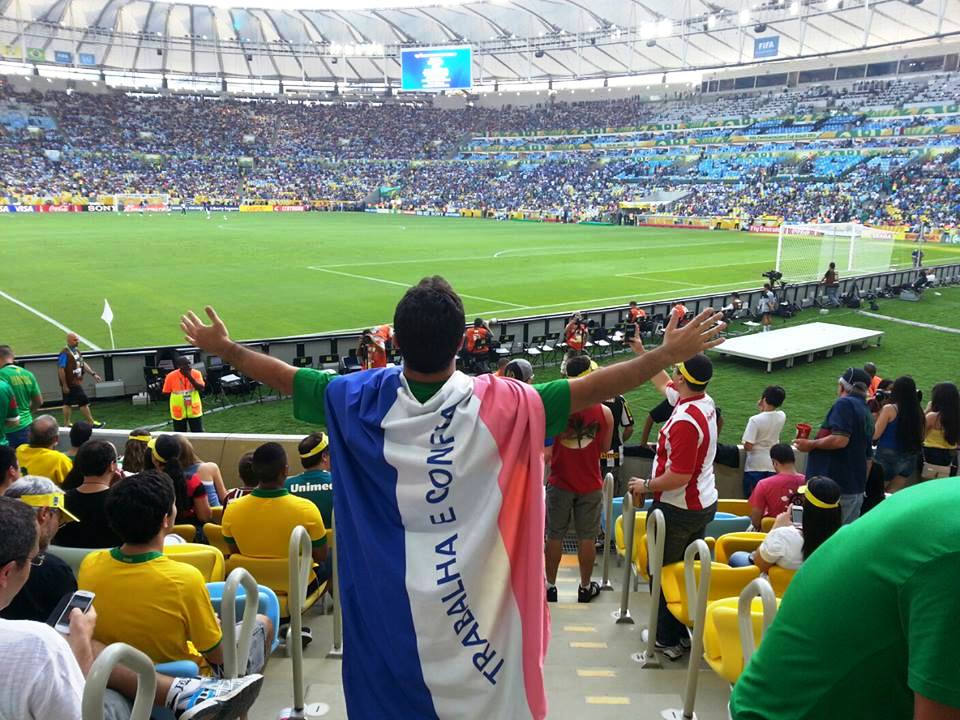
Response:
[[1, 476, 79, 622]]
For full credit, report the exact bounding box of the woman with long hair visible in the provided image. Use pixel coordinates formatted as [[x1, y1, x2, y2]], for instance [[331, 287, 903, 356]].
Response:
[[922, 382, 960, 479], [729, 476, 842, 570], [144, 434, 211, 529], [873, 376, 925, 492], [119, 428, 152, 474], [177, 435, 227, 508]]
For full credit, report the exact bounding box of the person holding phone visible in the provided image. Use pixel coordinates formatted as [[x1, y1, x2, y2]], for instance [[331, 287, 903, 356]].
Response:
[[728, 476, 842, 571]]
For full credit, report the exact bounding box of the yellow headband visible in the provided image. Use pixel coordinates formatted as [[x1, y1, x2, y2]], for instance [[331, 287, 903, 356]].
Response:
[[676, 362, 705, 386], [147, 437, 164, 464], [20, 493, 79, 523], [129, 435, 151, 443], [300, 434, 329, 459], [568, 360, 599, 379], [799, 486, 840, 510]]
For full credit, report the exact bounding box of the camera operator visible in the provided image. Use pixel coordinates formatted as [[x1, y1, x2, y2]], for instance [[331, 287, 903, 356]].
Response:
[[758, 283, 776, 332], [463, 318, 493, 375], [821, 262, 840, 308], [562, 312, 589, 374], [627, 301, 646, 340]]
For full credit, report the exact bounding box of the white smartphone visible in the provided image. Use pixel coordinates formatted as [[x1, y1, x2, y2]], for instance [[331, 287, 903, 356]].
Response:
[[790, 505, 803, 528], [52, 590, 95, 634]]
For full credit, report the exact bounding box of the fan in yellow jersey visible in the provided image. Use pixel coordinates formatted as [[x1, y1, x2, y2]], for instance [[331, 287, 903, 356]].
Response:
[[15, 415, 73, 486], [78, 471, 273, 674], [222, 442, 329, 599]]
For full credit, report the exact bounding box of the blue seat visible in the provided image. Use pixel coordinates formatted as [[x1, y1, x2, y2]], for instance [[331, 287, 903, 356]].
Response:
[[705, 513, 751, 539], [607, 496, 652, 534], [154, 660, 200, 677], [206, 581, 281, 653]]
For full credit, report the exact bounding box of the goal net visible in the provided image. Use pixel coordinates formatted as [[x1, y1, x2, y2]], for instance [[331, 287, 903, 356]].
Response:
[[775, 223, 897, 283], [113, 193, 171, 212]]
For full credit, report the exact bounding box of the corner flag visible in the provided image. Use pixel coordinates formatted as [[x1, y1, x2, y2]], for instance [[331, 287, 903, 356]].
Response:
[[101, 299, 116, 349]]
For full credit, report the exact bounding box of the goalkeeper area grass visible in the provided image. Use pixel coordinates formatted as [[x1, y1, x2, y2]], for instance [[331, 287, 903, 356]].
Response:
[[4, 212, 959, 355]]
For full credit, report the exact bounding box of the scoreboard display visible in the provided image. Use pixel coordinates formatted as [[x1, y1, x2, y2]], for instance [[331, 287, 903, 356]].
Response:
[[400, 46, 473, 91]]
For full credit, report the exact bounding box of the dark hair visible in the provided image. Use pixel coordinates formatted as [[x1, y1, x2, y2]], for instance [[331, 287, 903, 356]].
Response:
[[930, 382, 960, 447], [69, 421, 93, 449], [0, 495, 38, 567], [769, 442, 795, 465], [144, 435, 190, 516], [0, 445, 16, 480], [0, 345, 12, 361], [890, 376, 925, 452], [393, 277, 465, 373], [565, 355, 592, 378], [238, 452, 256, 487], [75, 440, 118, 478], [105, 470, 175, 544], [762, 385, 786, 407], [801, 476, 842, 560], [298, 433, 328, 470], [681, 353, 713, 389], [252, 442, 288, 485], [122, 429, 151, 474]]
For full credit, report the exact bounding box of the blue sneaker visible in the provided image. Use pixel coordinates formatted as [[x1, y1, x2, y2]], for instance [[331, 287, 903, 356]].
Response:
[[171, 674, 264, 720]]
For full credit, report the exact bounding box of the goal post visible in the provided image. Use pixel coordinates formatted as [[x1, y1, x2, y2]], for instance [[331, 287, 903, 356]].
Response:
[[775, 222, 897, 283], [112, 193, 171, 212]]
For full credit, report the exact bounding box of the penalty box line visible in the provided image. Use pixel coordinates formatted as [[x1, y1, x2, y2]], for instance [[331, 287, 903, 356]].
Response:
[[0, 289, 102, 351], [307, 267, 526, 308]]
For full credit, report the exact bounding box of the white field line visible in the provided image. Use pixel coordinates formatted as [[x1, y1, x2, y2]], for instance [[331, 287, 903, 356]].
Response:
[[307, 267, 526, 308], [615, 259, 771, 279], [0, 289, 102, 350], [856, 310, 960, 335]]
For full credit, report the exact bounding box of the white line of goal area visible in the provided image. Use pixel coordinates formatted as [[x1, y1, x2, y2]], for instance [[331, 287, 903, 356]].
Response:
[[0, 289, 103, 351]]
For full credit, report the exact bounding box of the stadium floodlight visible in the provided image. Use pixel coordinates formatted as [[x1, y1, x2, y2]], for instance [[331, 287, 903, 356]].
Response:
[[739, 8, 751, 23], [707, 13, 718, 27], [640, 20, 658, 39], [657, 19, 673, 37], [790, 2, 801, 14]]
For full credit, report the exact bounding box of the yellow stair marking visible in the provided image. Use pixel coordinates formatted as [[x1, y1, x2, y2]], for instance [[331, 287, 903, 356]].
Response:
[[585, 696, 630, 705], [563, 625, 597, 633], [577, 669, 617, 678], [570, 641, 608, 649]]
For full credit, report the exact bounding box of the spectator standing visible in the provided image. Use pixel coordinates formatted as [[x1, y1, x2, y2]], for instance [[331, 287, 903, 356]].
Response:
[[562, 311, 589, 373], [222, 452, 256, 511], [730, 479, 960, 720], [2, 476, 79, 622], [285, 432, 333, 527], [747, 443, 805, 529], [758, 284, 776, 332], [741, 386, 787, 497], [0, 445, 19, 494], [54, 441, 123, 549], [628, 352, 719, 660], [179, 277, 725, 719], [795, 367, 873, 524], [0, 496, 266, 720], [601, 390, 634, 496], [178, 436, 225, 508], [821, 261, 840, 307], [872, 376, 925, 492], [0, 378, 18, 446], [162, 357, 206, 433], [730, 476, 841, 570], [57, 333, 103, 428], [922, 381, 959, 479], [0, 345, 43, 449], [544, 357, 613, 604], [16, 415, 72, 486], [78, 471, 272, 674]]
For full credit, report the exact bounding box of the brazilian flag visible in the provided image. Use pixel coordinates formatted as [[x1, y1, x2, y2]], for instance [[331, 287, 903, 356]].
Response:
[[26, 47, 45, 61]]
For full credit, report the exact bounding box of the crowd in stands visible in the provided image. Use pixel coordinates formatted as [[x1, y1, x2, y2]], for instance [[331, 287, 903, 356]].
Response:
[[1, 73, 959, 228]]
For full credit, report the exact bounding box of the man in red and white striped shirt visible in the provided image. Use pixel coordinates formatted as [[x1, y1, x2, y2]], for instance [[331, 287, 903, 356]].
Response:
[[628, 350, 718, 660]]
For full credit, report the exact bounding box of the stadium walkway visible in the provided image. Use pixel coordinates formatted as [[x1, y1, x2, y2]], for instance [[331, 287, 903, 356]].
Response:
[[247, 554, 733, 719]]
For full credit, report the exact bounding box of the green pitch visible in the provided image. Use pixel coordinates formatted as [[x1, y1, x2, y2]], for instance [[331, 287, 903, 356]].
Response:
[[4, 213, 958, 355]]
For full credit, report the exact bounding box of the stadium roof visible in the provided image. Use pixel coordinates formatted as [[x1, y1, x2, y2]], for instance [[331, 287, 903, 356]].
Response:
[[0, 0, 955, 86]]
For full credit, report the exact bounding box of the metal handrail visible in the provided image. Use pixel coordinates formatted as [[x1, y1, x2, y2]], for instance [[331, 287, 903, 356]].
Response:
[[82, 643, 156, 720], [632, 508, 665, 669], [664, 538, 712, 720], [221, 567, 260, 679], [599, 473, 614, 591], [287, 525, 312, 715], [738, 577, 778, 667], [326, 510, 343, 659], [614, 491, 635, 624]]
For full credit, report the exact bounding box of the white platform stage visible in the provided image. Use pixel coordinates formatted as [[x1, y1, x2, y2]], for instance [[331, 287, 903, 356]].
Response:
[[712, 322, 884, 372]]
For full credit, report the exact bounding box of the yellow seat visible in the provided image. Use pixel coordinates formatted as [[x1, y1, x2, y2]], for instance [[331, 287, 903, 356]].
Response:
[[203, 523, 231, 557], [767, 566, 797, 596], [760, 516, 776, 532], [225, 555, 324, 619], [661, 561, 761, 627], [164, 543, 225, 582], [614, 510, 653, 581], [703, 595, 781, 684], [717, 499, 750, 516], [171, 524, 198, 542], [210, 506, 224, 524], [714, 532, 767, 564]]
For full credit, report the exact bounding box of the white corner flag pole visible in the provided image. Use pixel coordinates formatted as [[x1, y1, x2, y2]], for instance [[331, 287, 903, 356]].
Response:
[[100, 299, 116, 350]]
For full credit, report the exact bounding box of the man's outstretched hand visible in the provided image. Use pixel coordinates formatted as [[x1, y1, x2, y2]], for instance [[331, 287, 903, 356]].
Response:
[[181, 306, 231, 355], [660, 308, 726, 363]]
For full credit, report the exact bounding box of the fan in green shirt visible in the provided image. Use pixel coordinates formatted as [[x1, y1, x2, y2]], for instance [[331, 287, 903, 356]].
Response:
[[0, 347, 43, 438], [0, 379, 18, 446], [731, 479, 960, 720]]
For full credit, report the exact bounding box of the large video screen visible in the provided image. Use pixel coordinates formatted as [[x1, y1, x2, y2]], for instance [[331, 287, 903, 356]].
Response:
[[400, 46, 472, 91]]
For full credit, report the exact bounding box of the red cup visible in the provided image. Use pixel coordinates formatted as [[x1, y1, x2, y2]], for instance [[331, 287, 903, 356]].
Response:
[[796, 423, 812, 440]]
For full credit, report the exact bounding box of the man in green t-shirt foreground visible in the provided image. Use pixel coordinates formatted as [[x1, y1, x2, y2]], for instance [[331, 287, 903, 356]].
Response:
[[180, 276, 726, 719], [0, 379, 19, 447], [731, 478, 960, 720], [0, 346, 43, 450]]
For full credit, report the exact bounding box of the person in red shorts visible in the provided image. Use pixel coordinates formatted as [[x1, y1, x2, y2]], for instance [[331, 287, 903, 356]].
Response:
[[747, 443, 804, 530], [545, 356, 613, 604]]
